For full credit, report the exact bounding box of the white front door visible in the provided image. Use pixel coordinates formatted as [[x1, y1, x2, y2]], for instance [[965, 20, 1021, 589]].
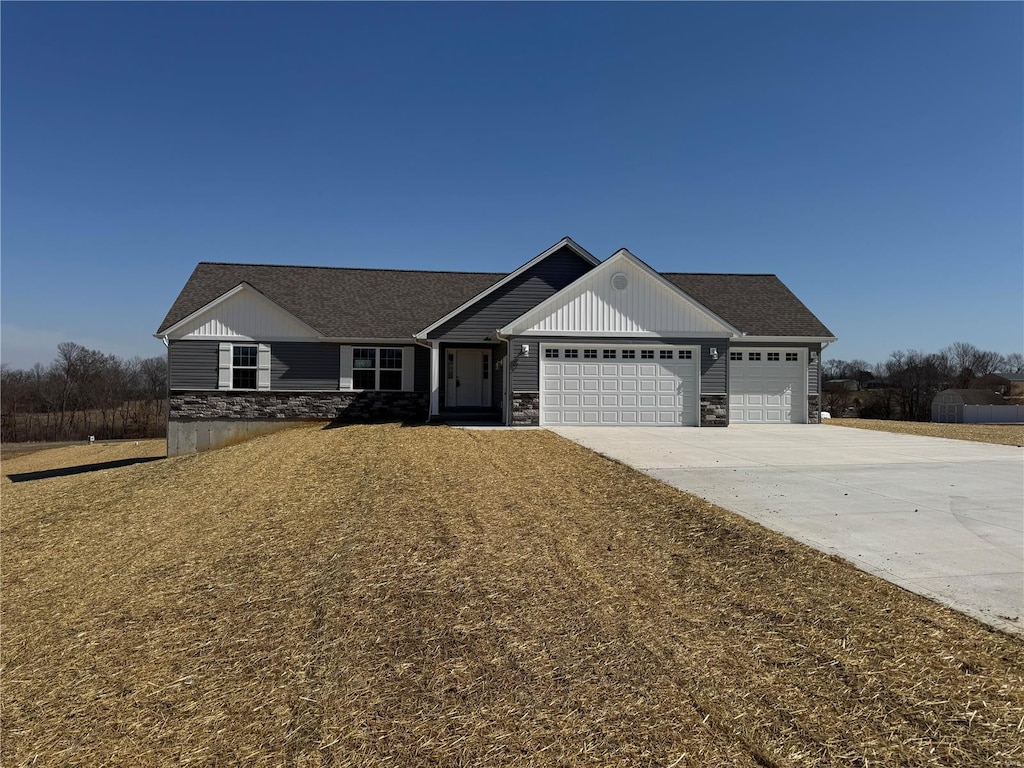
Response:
[[445, 349, 491, 407]]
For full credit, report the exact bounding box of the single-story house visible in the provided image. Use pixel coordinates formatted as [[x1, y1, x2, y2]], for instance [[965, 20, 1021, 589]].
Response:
[[156, 237, 836, 454]]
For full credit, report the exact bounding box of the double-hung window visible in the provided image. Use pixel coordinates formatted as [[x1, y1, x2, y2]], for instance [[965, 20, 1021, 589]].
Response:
[[232, 344, 258, 389], [218, 342, 270, 390], [353, 347, 403, 390]]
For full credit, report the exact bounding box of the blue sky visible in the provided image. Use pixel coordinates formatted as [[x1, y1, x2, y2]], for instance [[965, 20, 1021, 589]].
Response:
[[2, 2, 1021, 369]]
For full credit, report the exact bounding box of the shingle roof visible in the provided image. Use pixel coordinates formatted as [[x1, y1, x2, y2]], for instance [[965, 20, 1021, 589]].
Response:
[[663, 273, 834, 338], [157, 263, 506, 338], [935, 389, 1006, 405], [158, 261, 834, 340]]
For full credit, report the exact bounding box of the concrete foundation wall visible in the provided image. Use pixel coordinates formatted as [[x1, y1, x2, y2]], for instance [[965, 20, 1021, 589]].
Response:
[[167, 419, 308, 456], [167, 390, 430, 455]]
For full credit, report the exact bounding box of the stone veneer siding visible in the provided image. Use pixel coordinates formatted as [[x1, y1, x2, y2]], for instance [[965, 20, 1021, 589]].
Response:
[[170, 391, 429, 423], [807, 394, 821, 424], [700, 394, 729, 427], [511, 392, 540, 426]]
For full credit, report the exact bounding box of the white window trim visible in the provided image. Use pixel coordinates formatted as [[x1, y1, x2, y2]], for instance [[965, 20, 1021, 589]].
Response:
[[339, 345, 414, 392]]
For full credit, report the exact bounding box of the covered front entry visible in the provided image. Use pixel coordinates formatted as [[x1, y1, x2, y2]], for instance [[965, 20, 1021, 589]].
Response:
[[728, 348, 807, 423], [444, 348, 493, 408], [540, 344, 699, 426]]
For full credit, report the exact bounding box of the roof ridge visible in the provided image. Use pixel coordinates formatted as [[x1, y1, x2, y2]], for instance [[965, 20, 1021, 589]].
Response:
[[195, 261, 506, 276], [662, 271, 779, 277]]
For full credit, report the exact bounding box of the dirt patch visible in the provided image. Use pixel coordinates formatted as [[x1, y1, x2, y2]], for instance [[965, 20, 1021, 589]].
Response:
[[3, 423, 1022, 766], [825, 418, 1024, 447]]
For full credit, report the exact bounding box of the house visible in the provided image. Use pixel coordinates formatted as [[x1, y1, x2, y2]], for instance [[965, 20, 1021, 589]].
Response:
[[932, 389, 1024, 424], [156, 237, 836, 454]]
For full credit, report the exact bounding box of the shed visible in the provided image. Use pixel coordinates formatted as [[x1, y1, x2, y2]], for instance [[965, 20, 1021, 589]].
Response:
[[932, 389, 1005, 423]]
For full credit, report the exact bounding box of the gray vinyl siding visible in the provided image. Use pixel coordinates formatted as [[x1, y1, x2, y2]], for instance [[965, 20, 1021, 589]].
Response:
[[427, 246, 594, 342], [414, 345, 430, 392], [807, 343, 821, 395], [510, 336, 726, 393], [168, 340, 219, 390], [701, 344, 727, 394], [271, 343, 339, 391], [509, 337, 539, 391]]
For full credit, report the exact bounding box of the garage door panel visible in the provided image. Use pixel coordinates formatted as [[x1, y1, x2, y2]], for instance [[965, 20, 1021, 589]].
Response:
[[729, 351, 806, 424], [541, 346, 698, 427]]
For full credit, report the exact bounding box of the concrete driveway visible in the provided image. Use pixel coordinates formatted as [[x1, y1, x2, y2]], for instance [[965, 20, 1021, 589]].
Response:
[[552, 424, 1024, 635]]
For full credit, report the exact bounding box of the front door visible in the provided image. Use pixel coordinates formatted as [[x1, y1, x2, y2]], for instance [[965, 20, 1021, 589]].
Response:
[[446, 349, 490, 407]]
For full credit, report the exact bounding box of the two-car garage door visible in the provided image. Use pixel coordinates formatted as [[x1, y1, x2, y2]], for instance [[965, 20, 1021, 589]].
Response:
[[728, 349, 807, 423], [541, 345, 698, 426]]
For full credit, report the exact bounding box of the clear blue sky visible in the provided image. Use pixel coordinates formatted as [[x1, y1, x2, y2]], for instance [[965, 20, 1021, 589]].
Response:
[[2, 2, 1021, 369]]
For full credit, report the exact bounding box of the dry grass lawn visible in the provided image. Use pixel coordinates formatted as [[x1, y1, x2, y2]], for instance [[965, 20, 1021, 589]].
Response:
[[3, 423, 1023, 767], [826, 418, 1024, 447]]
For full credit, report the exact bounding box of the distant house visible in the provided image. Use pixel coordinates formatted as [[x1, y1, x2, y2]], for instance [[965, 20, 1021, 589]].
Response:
[[931, 389, 1023, 424], [156, 237, 836, 454]]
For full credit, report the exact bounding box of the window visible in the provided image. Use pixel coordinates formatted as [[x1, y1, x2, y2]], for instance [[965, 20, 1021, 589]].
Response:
[[786, 352, 799, 362], [583, 348, 597, 359], [679, 350, 693, 360], [660, 350, 673, 359], [564, 348, 579, 359], [545, 348, 559, 359], [353, 347, 403, 390], [730, 351, 742, 361], [621, 349, 636, 359], [232, 344, 258, 389], [641, 350, 654, 359], [603, 349, 617, 359], [767, 352, 780, 361], [748, 352, 762, 361], [482, 353, 489, 380]]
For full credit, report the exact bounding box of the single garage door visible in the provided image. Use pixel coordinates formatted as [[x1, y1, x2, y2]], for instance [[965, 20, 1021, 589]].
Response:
[[541, 345, 699, 426], [729, 349, 807, 423]]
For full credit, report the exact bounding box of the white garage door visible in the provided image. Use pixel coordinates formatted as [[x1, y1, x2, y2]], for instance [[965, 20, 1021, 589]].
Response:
[[729, 349, 807, 423], [541, 345, 698, 426]]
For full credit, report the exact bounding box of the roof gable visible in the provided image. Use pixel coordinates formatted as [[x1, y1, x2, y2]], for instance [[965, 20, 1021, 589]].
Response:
[[163, 283, 320, 340], [415, 237, 598, 338], [500, 249, 740, 337]]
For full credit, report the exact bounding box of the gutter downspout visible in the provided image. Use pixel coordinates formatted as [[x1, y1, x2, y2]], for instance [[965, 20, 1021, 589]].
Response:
[[413, 337, 440, 421]]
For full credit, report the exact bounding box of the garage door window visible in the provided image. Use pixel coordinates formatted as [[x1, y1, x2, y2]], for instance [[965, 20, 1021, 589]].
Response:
[[786, 352, 799, 361], [584, 349, 597, 359], [622, 350, 636, 359], [565, 349, 579, 359], [748, 352, 762, 361], [545, 348, 559, 358], [730, 351, 742, 361], [768, 352, 780, 361], [603, 349, 616, 359]]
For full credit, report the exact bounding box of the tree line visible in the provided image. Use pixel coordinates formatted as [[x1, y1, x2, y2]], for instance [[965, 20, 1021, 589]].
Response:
[[823, 342, 1024, 421], [1, 342, 167, 443]]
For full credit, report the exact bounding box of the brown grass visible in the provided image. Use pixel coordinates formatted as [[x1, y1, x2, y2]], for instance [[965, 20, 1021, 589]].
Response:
[[3, 424, 1022, 767], [825, 418, 1024, 447]]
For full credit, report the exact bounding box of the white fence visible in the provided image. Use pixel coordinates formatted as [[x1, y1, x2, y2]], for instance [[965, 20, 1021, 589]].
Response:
[[963, 404, 1024, 424]]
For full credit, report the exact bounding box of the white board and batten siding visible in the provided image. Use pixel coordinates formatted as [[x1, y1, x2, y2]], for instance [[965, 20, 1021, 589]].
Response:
[[173, 285, 318, 341], [541, 345, 700, 426], [519, 257, 732, 337], [728, 349, 807, 424]]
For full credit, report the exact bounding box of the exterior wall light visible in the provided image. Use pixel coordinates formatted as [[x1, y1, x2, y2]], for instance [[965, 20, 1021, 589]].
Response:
[[710, 348, 718, 360], [522, 344, 530, 356]]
